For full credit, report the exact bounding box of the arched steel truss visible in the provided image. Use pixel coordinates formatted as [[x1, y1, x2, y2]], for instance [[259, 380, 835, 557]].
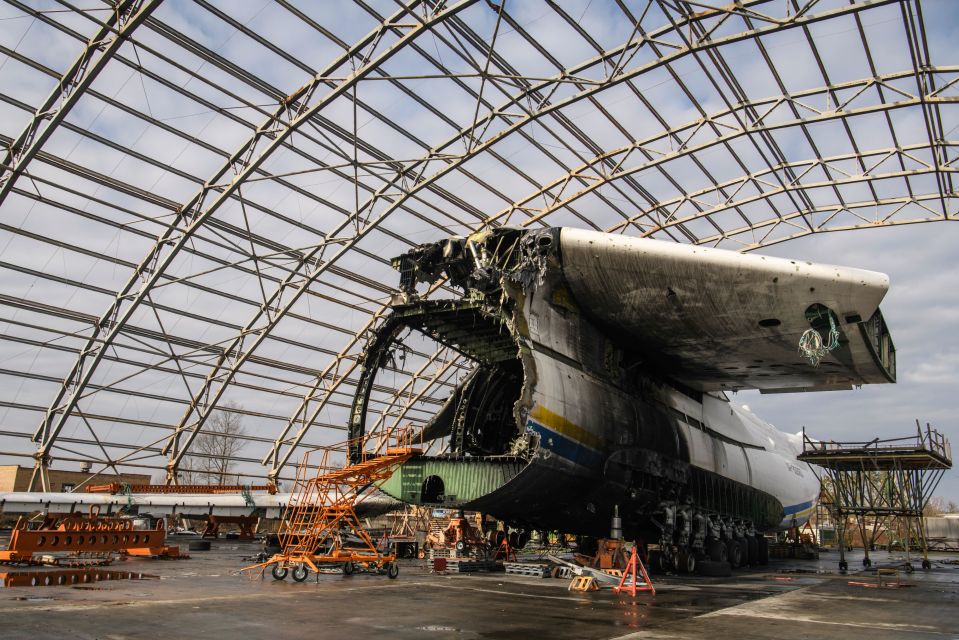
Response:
[[0, 0, 954, 489]]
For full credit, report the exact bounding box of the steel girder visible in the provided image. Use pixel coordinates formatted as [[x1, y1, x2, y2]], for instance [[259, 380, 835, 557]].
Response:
[[0, 0, 952, 487], [0, 0, 162, 208]]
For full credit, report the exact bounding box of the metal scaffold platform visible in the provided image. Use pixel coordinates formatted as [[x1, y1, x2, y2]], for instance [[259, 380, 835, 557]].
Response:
[[243, 427, 421, 582], [798, 422, 952, 571]]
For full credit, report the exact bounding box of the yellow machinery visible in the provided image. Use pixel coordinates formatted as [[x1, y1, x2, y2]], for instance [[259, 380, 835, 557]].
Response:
[[244, 428, 420, 581]]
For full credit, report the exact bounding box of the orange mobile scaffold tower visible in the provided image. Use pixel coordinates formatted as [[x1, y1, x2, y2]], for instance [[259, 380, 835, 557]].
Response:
[[244, 427, 421, 582]]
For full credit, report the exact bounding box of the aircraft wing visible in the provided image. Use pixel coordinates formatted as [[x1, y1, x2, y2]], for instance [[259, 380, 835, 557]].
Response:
[[559, 227, 896, 393]]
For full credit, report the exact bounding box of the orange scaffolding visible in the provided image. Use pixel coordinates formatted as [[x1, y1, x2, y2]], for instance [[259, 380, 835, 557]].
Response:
[[244, 427, 420, 582]]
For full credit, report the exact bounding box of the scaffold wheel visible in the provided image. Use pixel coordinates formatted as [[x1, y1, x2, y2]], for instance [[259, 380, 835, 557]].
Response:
[[342, 562, 354, 576], [271, 565, 288, 581], [292, 564, 309, 582], [387, 562, 399, 579]]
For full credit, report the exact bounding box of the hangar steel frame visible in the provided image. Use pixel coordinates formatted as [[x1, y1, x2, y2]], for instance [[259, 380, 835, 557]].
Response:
[[0, 0, 954, 489]]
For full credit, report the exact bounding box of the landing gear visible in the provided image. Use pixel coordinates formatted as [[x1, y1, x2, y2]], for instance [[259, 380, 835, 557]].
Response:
[[756, 535, 769, 565], [292, 564, 309, 582], [271, 564, 289, 581], [726, 539, 742, 569], [707, 539, 727, 563]]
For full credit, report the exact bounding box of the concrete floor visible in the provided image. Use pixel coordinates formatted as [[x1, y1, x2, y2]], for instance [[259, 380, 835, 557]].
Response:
[[1, 538, 958, 639]]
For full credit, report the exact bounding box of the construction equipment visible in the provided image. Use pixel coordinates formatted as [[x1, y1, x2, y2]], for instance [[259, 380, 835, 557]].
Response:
[[0, 506, 181, 562], [798, 422, 951, 571], [243, 427, 420, 581]]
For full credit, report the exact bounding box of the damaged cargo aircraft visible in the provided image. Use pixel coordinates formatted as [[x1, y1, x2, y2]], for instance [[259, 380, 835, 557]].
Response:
[[348, 227, 896, 570]]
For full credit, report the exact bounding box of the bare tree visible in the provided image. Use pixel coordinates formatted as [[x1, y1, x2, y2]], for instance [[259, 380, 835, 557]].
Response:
[[179, 402, 247, 485]]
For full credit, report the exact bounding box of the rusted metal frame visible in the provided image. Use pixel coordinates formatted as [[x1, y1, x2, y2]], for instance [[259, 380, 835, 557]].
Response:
[[0, 246, 345, 380], [661, 1, 817, 239], [697, 192, 954, 249], [493, 6, 905, 232], [148, 1, 478, 479], [639, 162, 951, 243], [901, 0, 950, 216], [498, 70, 936, 232], [0, 0, 161, 208], [0, 89, 402, 305], [378, 356, 463, 450], [364, 347, 455, 451], [148, 8, 493, 246], [611, 6, 760, 241], [537, 2, 699, 232], [450, 7, 653, 231], [345, 1, 600, 226], [727, 7, 854, 230], [792, 8, 882, 207], [29, 0, 456, 485], [203, 1, 885, 481], [140, 8, 495, 241], [607, 142, 946, 233], [3, 10, 444, 295], [263, 277, 457, 478]]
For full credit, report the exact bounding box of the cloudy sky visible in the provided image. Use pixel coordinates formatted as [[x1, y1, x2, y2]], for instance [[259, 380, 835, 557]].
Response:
[[0, 0, 956, 504]]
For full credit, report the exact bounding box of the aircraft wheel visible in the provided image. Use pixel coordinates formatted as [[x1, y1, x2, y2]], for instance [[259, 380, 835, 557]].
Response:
[[684, 551, 697, 574], [756, 536, 769, 565], [746, 536, 758, 565], [697, 559, 732, 577], [726, 540, 742, 569], [271, 565, 288, 581], [343, 562, 355, 576], [708, 539, 727, 563], [292, 564, 309, 582], [387, 562, 399, 579]]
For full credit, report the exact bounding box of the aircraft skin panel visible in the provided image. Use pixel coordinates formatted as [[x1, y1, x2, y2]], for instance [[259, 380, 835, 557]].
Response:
[[559, 227, 893, 392]]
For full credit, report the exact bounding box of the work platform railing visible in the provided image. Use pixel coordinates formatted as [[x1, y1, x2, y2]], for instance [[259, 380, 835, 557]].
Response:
[[243, 426, 422, 582], [798, 421, 952, 571]]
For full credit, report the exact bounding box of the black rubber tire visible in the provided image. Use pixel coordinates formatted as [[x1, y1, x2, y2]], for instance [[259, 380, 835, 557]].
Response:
[[292, 564, 309, 582], [387, 562, 399, 579], [684, 551, 696, 574], [922, 559, 931, 570], [271, 565, 288, 581], [746, 536, 758, 566], [188, 540, 211, 551], [756, 536, 769, 565], [726, 540, 742, 569], [862, 557, 872, 568], [708, 539, 727, 563], [839, 561, 848, 571], [455, 540, 466, 552], [697, 560, 732, 577], [738, 539, 750, 567], [647, 550, 664, 575], [343, 562, 354, 576]]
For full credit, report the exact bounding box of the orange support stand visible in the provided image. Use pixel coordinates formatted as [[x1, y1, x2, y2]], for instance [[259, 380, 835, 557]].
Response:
[[492, 536, 516, 562], [614, 546, 655, 597]]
